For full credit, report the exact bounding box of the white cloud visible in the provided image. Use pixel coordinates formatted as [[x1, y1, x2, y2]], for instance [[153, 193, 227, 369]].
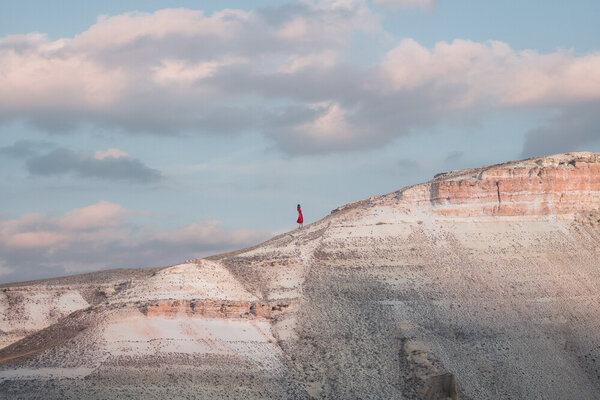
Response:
[[151, 58, 247, 86], [69, 9, 241, 52], [0, 3, 599, 154], [278, 16, 309, 40], [0, 2, 379, 136], [378, 38, 600, 108], [372, 0, 437, 10], [295, 102, 362, 145], [0, 202, 270, 282], [278, 52, 338, 74]]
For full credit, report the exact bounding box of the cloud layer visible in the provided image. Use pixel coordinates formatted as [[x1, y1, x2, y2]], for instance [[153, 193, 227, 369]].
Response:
[[0, 1, 599, 155], [372, 0, 438, 10], [0, 201, 269, 283], [522, 100, 600, 157], [1, 141, 162, 183], [26, 147, 163, 183]]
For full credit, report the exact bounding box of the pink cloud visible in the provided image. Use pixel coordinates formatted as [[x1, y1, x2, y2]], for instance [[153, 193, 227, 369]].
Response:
[[0, 4, 377, 114], [93, 148, 130, 160], [0, 201, 127, 248], [5, 231, 69, 250], [0, 202, 270, 280], [0, 5, 599, 153], [58, 201, 127, 231], [0, 33, 126, 110], [153, 221, 268, 247]]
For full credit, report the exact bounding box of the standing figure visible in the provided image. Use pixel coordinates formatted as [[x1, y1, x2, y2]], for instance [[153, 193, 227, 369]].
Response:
[[297, 204, 304, 228]]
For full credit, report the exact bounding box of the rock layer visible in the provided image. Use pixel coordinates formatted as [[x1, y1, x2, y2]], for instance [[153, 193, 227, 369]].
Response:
[[139, 299, 296, 319], [390, 152, 600, 216]]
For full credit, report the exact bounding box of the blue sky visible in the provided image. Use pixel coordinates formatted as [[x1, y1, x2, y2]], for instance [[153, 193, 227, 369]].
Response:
[[1, 0, 599, 283]]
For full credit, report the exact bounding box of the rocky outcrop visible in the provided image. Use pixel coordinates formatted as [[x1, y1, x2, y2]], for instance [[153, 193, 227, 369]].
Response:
[[138, 299, 296, 319], [394, 152, 600, 216]]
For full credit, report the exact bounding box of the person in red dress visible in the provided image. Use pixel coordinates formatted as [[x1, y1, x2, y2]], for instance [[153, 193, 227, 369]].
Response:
[[297, 204, 303, 228]]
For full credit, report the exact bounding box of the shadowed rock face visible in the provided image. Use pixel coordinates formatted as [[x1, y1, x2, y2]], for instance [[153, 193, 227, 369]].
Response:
[[1, 152, 600, 399], [421, 373, 458, 400]]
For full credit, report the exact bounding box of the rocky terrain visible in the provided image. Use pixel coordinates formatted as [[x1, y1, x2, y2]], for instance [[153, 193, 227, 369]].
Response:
[[1, 152, 600, 399]]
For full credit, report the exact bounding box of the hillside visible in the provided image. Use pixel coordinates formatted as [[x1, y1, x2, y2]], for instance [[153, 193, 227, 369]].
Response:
[[1, 152, 600, 399]]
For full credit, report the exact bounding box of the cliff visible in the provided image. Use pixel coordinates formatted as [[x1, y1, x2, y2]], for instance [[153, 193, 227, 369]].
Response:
[[394, 152, 600, 216], [1, 152, 600, 399]]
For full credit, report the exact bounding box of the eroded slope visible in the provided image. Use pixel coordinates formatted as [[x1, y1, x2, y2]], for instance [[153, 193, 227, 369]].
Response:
[[1, 152, 600, 399]]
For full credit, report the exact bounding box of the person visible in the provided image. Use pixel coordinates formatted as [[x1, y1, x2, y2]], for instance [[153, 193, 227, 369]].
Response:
[[296, 204, 303, 228]]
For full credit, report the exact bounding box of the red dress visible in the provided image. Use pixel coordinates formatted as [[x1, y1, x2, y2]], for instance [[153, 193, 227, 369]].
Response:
[[297, 209, 303, 223]]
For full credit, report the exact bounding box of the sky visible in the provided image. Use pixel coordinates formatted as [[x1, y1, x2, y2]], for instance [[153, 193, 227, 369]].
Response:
[[1, 0, 599, 283]]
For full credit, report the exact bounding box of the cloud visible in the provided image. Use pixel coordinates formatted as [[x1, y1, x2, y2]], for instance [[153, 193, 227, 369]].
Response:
[[0, 140, 54, 158], [521, 101, 600, 157], [0, 3, 599, 155], [0, 259, 14, 278], [0, 3, 380, 139], [0, 2, 379, 137], [397, 159, 419, 169], [0, 202, 270, 283], [26, 147, 162, 183], [372, 0, 438, 10], [93, 148, 130, 160], [393, 158, 421, 176], [265, 102, 371, 153], [152, 221, 268, 248], [377, 38, 600, 108], [58, 201, 127, 231], [444, 151, 464, 164]]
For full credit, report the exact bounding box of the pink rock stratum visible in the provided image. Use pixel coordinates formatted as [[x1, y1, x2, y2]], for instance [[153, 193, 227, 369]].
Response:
[[1, 152, 600, 399]]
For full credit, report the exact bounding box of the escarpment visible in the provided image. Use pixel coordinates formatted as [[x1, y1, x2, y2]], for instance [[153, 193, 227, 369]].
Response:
[[2, 152, 600, 400], [389, 152, 600, 216]]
